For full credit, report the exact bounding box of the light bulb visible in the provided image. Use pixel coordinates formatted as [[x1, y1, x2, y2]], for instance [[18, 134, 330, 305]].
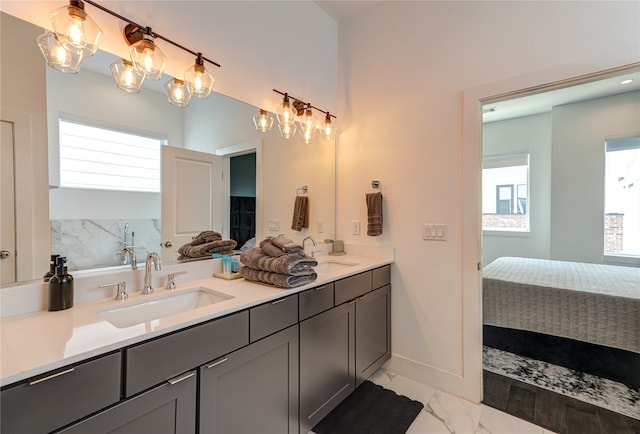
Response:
[[164, 78, 191, 107], [278, 122, 297, 139], [320, 112, 337, 141], [184, 54, 214, 98], [53, 44, 71, 65], [253, 109, 274, 132], [67, 17, 85, 47], [276, 93, 298, 125]]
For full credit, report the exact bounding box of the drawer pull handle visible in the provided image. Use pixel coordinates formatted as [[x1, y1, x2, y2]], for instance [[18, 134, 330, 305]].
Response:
[[313, 286, 326, 292], [358, 295, 368, 301], [167, 371, 195, 385], [29, 368, 75, 385], [271, 298, 287, 305], [205, 357, 228, 369]]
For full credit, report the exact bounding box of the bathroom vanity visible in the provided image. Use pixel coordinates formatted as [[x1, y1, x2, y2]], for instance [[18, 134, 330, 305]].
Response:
[[0, 254, 392, 433]]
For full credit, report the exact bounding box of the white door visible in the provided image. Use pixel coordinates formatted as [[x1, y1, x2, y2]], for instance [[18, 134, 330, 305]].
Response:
[[161, 146, 223, 261], [1, 120, 16, 283]]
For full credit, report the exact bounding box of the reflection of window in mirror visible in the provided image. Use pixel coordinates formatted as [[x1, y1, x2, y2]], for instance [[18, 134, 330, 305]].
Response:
[[604, 137, 640, 257]]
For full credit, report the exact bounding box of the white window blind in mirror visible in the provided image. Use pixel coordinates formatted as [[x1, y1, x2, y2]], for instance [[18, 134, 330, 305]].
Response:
[[58, 119, 164, 193]]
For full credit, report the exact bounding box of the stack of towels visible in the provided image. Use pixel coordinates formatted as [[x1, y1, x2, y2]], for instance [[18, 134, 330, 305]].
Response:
[[239, 235, 317, 288], [178, 231, 237, 260]]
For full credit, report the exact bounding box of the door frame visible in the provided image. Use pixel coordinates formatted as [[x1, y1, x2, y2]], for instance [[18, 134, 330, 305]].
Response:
[[463, 61, 640, 403], [215, 139, 263, 243]]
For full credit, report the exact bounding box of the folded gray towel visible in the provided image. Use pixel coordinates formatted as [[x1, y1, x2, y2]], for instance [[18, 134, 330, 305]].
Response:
[[259, 239, 287, 257], [178, 239, 237, 258], [239, 265, 317, 289], [240, 247, 317, 275], [191, 230, 222, 245], [269, 236, 304, 254]]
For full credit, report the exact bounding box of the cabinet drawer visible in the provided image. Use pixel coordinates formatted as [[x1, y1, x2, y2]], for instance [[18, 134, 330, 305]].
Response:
[[250, 294, 298, 342], [0, 351, 121, 434], [372, 265, 391, 289], [334, 271, 372, 305], [299, 283, 334, 320], [125, 311, 248, 397]]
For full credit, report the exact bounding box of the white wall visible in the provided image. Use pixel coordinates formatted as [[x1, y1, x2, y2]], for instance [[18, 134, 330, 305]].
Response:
[[482, 113, 552, 265], [337, 1, 640, 401], [551, 91, 640, 263]]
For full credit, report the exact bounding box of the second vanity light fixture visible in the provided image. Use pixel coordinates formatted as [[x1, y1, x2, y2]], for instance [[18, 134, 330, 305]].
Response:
[[260, 89, 337, 143], [37, 0, 221, 107]]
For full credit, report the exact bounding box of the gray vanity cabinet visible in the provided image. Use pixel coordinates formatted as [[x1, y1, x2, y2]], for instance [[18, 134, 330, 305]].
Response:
[[0, 351, 121, 434], [299, 301, 356, 434], [58, 370, 197, 434], [199, 324, 299, 434], [355, 283, 391, 386]]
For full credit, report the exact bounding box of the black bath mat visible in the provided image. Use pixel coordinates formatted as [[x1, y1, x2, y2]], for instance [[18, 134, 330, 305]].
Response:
[[312, 380, 424, 434]]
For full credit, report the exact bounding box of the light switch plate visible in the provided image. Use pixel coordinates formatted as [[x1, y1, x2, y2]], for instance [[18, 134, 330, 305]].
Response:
[[268, 220, 280, 231], [423, 224, 447, 241], [317, 220, 324, 234], [352, 220, 361, 235]]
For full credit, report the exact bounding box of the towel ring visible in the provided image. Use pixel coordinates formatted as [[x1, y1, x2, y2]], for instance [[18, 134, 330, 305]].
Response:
[[297, 186, 308, 195]]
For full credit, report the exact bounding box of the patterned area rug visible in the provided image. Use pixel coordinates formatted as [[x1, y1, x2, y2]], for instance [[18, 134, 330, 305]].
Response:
[[483, 346, 640, 420], [313, 380, 424, 434]]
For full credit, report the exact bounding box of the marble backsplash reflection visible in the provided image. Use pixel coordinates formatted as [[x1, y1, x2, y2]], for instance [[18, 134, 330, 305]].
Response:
[[51, 219, 161, 271]]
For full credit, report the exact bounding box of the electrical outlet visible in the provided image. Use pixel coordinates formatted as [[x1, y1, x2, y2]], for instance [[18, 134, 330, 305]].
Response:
[[317, 220, 324, 234], [268, 220, 280, 231], [352, 220, 361, 235]]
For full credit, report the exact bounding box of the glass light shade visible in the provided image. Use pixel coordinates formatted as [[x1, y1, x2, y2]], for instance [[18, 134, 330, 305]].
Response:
[[164, 78, 191, 107], [278, 121, 297, 139], [49, 2, 102, 56], [276, 95, 297, 126], [320, 113, 337, 141], [130, 37, 167, 80], [299, 106, 319, 134], [253, 109, 274, 132], [184, 59, 214, 98], [300, 125, 315, 144], [110, 59, 145, 93], [37, 31, 84, 74]]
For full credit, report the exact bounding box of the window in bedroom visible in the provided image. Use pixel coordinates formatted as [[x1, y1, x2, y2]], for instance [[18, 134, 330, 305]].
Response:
[[482, 153, 529, 231], [604, 137, 640, 257], [58, 118, 165, 193]]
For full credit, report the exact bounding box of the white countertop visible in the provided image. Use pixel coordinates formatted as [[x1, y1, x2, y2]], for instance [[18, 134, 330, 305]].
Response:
[[0, 253, 392, 387]]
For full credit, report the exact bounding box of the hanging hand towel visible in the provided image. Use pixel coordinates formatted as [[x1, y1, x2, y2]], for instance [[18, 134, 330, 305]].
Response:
[[291, 195, 309, 231], [366, 192, 383, 236]]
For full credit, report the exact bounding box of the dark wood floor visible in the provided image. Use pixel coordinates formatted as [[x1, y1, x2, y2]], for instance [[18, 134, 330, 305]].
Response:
[[483, 370, 640, 434]]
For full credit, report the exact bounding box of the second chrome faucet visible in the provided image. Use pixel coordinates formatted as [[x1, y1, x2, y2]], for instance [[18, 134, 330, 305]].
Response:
[[142, 252, 161, 295]]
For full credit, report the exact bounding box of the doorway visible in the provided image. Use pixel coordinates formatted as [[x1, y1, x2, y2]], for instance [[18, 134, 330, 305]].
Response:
[[229, 153, 257, 250], [479, 66, 640, 431]]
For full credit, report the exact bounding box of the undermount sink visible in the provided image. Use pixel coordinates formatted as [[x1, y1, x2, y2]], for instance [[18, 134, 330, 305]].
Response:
[[98, 287, 234, 329], [315, 259, 358, 273]]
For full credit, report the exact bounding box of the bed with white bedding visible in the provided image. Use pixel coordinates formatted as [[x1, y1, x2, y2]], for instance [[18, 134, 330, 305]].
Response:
[[482, 256, 640, 354]]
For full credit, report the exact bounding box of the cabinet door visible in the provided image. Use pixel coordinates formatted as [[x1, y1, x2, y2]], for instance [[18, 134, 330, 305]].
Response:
[[200, 325, 299, 434], [299, 302, 355, 434], [356, 284, 391, 386], [58, 370, 197, 434]]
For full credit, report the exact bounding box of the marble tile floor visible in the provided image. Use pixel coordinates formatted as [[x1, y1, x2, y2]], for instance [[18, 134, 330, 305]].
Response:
[[310, 368, 557, 434]]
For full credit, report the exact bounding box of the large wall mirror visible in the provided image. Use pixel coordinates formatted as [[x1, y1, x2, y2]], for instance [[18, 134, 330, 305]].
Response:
[[1, 12, 336, 285]]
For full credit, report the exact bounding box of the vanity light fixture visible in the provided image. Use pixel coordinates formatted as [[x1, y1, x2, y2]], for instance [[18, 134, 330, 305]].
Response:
[[124, 25, 167, 80], [164, 78, 192, 107], [253, 109, 274, 132], [110, 58, 145, 93], [184, 53, 215, 98], [270, 89, 337, 141], [49, 0, 102, 57], [37, 31, 85, 74]]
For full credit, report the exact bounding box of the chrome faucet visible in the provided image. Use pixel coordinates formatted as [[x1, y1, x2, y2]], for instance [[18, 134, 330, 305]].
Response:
[[302, 236, 317, 257], [120, 247, 137, 270], [142, 252, 161, 295]]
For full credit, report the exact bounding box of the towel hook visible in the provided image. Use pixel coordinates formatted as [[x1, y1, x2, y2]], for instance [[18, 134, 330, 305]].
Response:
[[297, 185, 308, 195], [371, 180, 381, 190]]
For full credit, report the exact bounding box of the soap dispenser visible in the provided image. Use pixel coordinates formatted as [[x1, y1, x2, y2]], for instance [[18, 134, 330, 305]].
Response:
[[48, 256, 74, 311], [43, 254, 60, 282]]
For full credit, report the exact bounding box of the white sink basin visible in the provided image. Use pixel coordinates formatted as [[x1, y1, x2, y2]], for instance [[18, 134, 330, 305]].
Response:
[[98, 287, 233, 328], [315, 259, 358, 273]]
